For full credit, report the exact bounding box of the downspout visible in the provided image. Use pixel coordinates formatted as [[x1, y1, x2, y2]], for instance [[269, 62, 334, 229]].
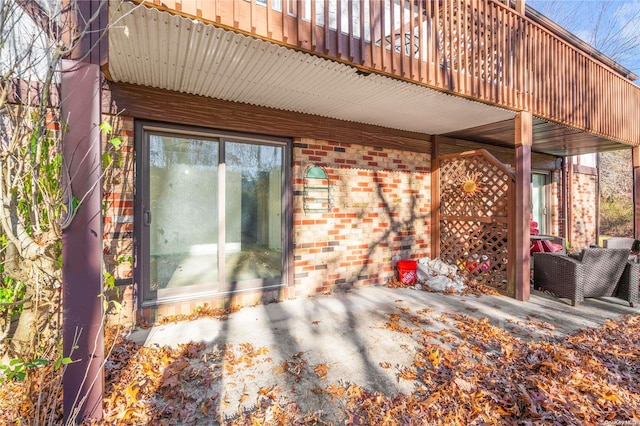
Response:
[[557, 157, 564, 242], [565, 156, 572, 249], [431, 136, 441, 260], [595, 153, 600, 244], [633, 147, 640, 239]]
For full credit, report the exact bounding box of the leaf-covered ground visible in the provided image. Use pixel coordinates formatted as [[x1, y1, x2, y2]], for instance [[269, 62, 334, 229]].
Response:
[[2, 292, 639, 425]]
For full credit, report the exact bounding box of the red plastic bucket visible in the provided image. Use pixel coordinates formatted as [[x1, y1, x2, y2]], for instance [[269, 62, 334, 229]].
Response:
[[397, 260, 418, 284]]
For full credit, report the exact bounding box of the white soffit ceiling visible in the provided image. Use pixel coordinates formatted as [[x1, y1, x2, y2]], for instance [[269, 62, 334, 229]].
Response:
[[108, 1, 516, 135]]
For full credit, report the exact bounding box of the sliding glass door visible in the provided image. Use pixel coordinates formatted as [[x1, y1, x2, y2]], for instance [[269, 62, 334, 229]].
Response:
[[148, 134, 220, 294], [137, 125, 287, 303], [531, 172, 549, 235]]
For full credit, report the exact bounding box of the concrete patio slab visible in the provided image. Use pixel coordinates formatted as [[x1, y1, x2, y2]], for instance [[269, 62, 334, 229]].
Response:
[[126, 286, 638, 421]]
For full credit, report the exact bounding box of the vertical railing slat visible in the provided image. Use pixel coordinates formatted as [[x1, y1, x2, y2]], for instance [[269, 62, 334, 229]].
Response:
[[427, 0, 434, 85], [470, 0, 477, 97], [438, 0, 445, 88], [360, 0, 367, 66], [382, 0, 391, 72], [299, 0, 311, 50], [576, 49, 581, 124], [465, 0, 472, 96], [550, 36, 555, 119], [309, 0, 316, 50], [250, 0, 257, 33], [499, 2, 504, 104], [283, 0, 297, 45], [534, 23, 540, 114], [592, 62, 598, 133], [543, 29, 548, 117], [322, 0, 329, 54], [555, 38, 560, 120], [549, 37, 562, 117], [418, 1, 429, 83], [399, 0, 406, 76], [454, 0, 461, 91], [265, 0, 274, 39], [510, 8, 516, 108], [319, 1, 326, 54], [348, 1, 357, 62], [516, 10, 523, 109], [390, 0, 397, 73], [580, 54, 586, 129], [372, 0, 381, 70], [482, 0, 488, 101], [238, 1, 247, 30], [337, 0, 345, 58], [402, 0, 408, 76], [560, 39, 565, 120], [408, 0, 415, 79], [217, 0, 234, 26], [488, 1, 494, 103]]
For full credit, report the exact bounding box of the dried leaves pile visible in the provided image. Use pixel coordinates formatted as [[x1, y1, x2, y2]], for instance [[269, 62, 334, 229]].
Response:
[[141, 305, 241, 328], [1, 299, 639, 424], [333, 310, 640, 424]]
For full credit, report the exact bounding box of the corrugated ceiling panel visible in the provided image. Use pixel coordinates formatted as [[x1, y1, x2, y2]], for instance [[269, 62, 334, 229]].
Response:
[[109, 1, 515, 135]]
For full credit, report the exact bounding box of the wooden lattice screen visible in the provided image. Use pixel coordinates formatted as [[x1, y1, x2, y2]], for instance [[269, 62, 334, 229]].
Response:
[[436, 149, 515, 288]]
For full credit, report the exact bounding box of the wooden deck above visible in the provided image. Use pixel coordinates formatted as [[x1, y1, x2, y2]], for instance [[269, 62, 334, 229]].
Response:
[[129, 0, 640, 149]]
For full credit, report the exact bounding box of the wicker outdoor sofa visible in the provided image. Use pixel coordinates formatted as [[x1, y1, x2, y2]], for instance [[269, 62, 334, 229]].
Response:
[[533, 248, 639, 307]]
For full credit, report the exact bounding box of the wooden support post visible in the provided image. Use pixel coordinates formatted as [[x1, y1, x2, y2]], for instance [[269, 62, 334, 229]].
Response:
[[61, 0, 107, 422], [633, 147, 640, 238], [62, 59, 104, 422], [512, 112, 532, 301]]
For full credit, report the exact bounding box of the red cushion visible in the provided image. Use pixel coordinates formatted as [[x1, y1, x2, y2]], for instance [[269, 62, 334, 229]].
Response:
[[542, 241, 563, 253]]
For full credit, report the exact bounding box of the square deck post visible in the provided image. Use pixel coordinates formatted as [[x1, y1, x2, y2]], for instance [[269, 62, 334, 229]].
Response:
[[61, 59, 104, 423], [61, 0, 108, 422], [512, 112, 532, 301]]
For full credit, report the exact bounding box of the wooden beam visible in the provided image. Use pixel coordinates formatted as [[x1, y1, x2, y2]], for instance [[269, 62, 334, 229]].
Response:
[[105, 82, 433, 153], [513, 112, 532, 301], [634, 147, 640, 238]]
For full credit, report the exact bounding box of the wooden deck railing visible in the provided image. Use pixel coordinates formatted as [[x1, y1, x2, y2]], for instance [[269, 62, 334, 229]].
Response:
[[145, 0, 640, 146]]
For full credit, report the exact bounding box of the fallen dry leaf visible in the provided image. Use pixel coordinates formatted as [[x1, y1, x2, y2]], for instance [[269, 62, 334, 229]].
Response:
[[313, 364, 328, 380]]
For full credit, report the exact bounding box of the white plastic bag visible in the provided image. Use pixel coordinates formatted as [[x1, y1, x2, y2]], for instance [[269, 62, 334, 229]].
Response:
[[416, 257, 466, 293]]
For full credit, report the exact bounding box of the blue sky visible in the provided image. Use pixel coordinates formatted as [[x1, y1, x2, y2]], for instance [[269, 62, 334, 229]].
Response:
[[527, 0, 640, 81]]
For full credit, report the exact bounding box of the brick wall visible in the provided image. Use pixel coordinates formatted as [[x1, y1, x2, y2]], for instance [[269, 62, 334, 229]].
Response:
[[102, 114, 136, 325], [292, 138, 431, 296], [570, 170, 598, 250]]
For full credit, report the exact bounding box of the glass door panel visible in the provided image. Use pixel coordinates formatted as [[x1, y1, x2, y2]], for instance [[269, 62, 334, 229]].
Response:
[[224, 142, 283, 286], [149, 134, 219, 292], [531, 173, 548, 235]]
